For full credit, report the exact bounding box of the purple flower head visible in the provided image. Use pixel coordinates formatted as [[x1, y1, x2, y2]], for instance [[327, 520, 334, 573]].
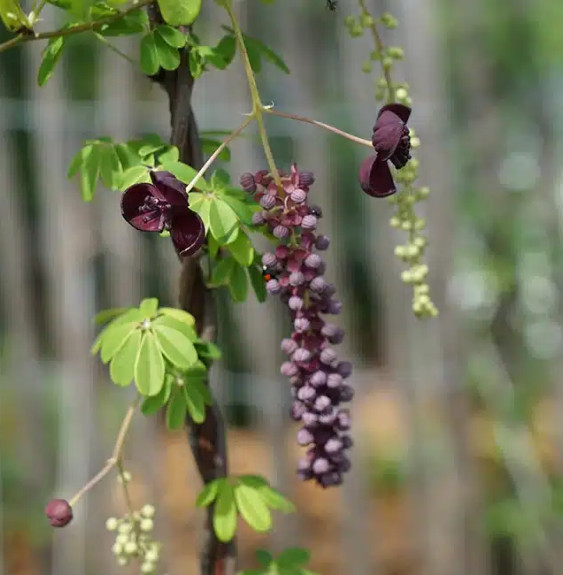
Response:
[[359, 104, 412, 198], [121, 171, 205, 257]]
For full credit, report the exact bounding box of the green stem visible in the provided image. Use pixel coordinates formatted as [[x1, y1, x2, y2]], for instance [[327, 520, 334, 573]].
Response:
[[222, 0, 283, 191], [94, 32, 136, 64], [358, 0, 395, 102], [0, 0, 153, 54]]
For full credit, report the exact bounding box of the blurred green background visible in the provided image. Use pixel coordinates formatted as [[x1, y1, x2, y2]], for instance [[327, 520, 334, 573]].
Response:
[[2, 0, 563, 574]]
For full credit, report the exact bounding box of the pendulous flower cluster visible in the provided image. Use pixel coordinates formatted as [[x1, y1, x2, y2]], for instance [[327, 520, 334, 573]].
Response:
[[240, 164, 353, 488]]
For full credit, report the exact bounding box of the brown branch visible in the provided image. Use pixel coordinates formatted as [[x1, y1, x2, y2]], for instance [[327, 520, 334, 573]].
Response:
[[147, 5, 235, 574]]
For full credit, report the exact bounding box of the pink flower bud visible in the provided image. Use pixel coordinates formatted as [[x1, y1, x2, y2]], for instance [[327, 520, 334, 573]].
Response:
[[45, 499, 73, 528]]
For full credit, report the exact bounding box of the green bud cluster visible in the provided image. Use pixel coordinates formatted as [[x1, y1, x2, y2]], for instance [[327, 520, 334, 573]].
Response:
[[106, 504, 162, 574], [388, 128, 437, 318]]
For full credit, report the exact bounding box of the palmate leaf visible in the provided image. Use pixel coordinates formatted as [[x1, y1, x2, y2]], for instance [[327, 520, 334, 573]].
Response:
[[234, 483, 272, 532], [153, 324, 197, 369], [213, 482, 237, 542], [134, 331, 165, 396]]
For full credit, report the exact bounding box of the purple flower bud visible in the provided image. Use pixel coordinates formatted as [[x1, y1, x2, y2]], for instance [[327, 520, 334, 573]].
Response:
[[273, 225, 289, 238], [293, 347, 311, 362], [304, 253, 322, 269], [240, 172, 256, 193], [330, 328, 345, 344], [281, 361, 298, 377], [327, 300, 343, 315], [289, 296, 304, 311], [309, 205, 323, 218], [314, 395, 331, 411], [324, 284, 336, 297], [297, 428, 314, 446], [338, 457, 351, 473], [312, 458, 330, 474], [325, 438, 343, 454], [290, 401, 306, 420], [318, 411, 337, 425], [251, 211, 265, 225], [260, 194, 276, 209], [310, 370, 327, 387], [281, 338, 298, 355], [294, 317, 310, 332], [298, 457, 312, 471], [340, 385, 354, 402], [301, 215, 317, 229], [291, 188, 307, 203], [297, 385, 316, 401], [266, 279, 281, 294], [302, 411, 318, 427], [321, 323, 338, 338], [299, 171, 315, 187], [342, 435, 353, 449], [289, 271, 305, 286], [310, 276, 326, 293], [337, 361, 353, 378], [327, 373, 343, 388], [320, 348, 338, 366], [45, 499, 73, 528], [320, 471, 342, 487], [262, 252, 277, 267], [336, 409, 351, 430], [275, 245, 289, 259], [315, 235, 330, 250]]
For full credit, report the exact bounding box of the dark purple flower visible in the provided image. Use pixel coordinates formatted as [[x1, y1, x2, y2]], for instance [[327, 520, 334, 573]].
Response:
[[359, 104, 412, 198], [121, 171, 205, 257], [45, 499, 73, 528]]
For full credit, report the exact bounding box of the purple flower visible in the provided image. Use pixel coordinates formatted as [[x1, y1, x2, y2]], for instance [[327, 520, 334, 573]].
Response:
[[359, 104, 412, 198], [121, 171, 205, 257], [45, 499, 73, 528]]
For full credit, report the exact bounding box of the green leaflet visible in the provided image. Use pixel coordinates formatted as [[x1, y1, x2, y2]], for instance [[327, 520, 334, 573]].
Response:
[[139, 298, 159, 319], [209, 198, 238, 243], [183, 380, 205, 423], [38, 37, 65, 86], [100, 321, 138, 364], [234, 483, 272, 532], [213, 482, 237, 542], [140, 32, 159, 75], [228, 230, 254, 267], [134, 331, 165, 396], [153, 324, 197, 369], [154, 31, 181, 70], [165, 386, 186, 429], [155, 24, 186, 48], [196, 478, 221, 507], [109, 328, 141, 386], [141, 375, 172, 415], [156, 0, 201, 26]]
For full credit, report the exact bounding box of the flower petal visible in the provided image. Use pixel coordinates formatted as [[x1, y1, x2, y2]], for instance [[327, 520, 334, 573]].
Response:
[[150, 171, 189, 207], [377, 103, 411, 124], [359, 155, 397, 198], [372, 110, 406, 160], [121, 183, 165, 232], [170, 209, 206, 257]]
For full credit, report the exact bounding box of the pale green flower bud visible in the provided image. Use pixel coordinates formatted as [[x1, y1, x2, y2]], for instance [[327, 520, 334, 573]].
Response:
[[116, 534, 129, 545], [140, 518, 154, 532], [106, 517, 118, 531], [141, 504, 155, 518], [389, 216, 401, 228], [112, 543, 123, 556], [141, 561, 156, 574], [387, 47, 404, 59], [362, 61, 372, 73], [124, 541, 138, 555], [118, 522, 132, 534], [360, 13, 374, 27]]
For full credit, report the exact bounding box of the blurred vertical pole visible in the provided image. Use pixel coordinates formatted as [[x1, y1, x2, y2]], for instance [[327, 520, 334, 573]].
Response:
[[27, 34, 96, 575], [398, 0, 490, 574]]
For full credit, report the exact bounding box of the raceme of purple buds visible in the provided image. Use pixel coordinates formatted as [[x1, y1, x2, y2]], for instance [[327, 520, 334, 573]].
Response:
[[242, 163, 353, 488], [121, 171, 205, 257], [45, 499, 73, 527], [359, 104, 412, 198]]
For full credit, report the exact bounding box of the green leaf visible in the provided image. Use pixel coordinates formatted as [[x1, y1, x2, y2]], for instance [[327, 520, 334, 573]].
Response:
[[99, 144, 122, 189], [245, 39, 262, 73], [256, 549, 273, 566], [210, 257, 235, 286], [183, 381, 205, 423], [238, 475, 269, 489], [157, 145, 179, 164], [38, 36, 65, 86], [140, 298, 159, 319], [94, 307, 129, 325], [160, 161, 210, 191], [189, 193, 212, 231], [257, 485, 296, 513], [209, 198, 238, 243], [194, 341, 222, 360], [208, 234, 220, 259], [188, 48, 205, 78], [214, 35, 236, 66], [141, 375, 172, 415], [165, 386, 187, 429], [220, 193, 256, 225], [210, 169, 230, 190], [79, 143, 101, 202], [140, 32, 159, 76], [228, 263, 248, 302], [234, 484, 272, 532], [189, 377, 212, 405], [153, 314, 197, 343], [201, 138, 231, 162], [213, 483, 237, 542], [67, 145, 87, 178], [252, 39, 290, 74], [158, 307, 196, 326], [248, 265, 267, 303], [100, 322, 138, 364], [155, 24, 186, 48], [109, 328, 141, 386], [156, 0, 201, 25], [99, 8, 148, 36], [196, 479, 221, 507], [114, 143, 141, 170], [153, 324, 197, 369], [134, 331, 165, 396], [228, 231, 254, 267], [277, 548, 310, 567], [154, 31, 181, 71], [120, 165, 150, 190]]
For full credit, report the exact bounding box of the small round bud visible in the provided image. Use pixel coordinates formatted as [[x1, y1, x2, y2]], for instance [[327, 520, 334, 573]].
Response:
[[118, 471, 132, 484], [252, 211, 265, 225], [340, 385, 355, 402], [327, 373, 343, 388], [301, 215, 317, 229], [140, 518, 154, 532], [294, 317, 311, 332], [45, 499, 73, 528], [281, 338, 298, 355], [304, 253, 322, 268], [389, 216, 401, 228], [337, 361, 353, 378], [141, 562, 156, 574], [289, 271, 305, 286], [145, 547, 159, 562], [106, 517, 119, 531], [293, 347, 311, 362], [299, 171, 315, 187], [291, 401, 307, 420], [418, 186, 430, 199], [288, 296, 304, 311], [320, 348, 338, 366], [297, 386, 316, 401], [124, 541, 138, 555], [266, 279, 281, 294], [325, 438, 343, 454], [297, 428, 314, 446], [315, 235, 330, 250], [262, 252, 277, 267], [310, 370, 327, 387], [273, 225, 289, 238], [312, 458, 330, 474], [240, 172, 256, 193], [291, 188, 307, 203], [260, 194, 276, 209], [118, 521, 132, 534], [281, 361, 299, 377], [116, 533, 129, 545], [310, 276, 326, 293], [314, 395, 331, 411], [327, 300, 343, 315], [117, 557, 129, 567], [112, 543, 123, 556], [302, 411, 318, 427]]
